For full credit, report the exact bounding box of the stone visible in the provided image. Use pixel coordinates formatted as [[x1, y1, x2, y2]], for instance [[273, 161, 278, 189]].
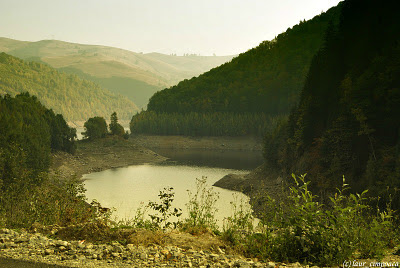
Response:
[[44, 248, 54, 255], [140, 252, 148, 260], [56, 240, 68, 247]]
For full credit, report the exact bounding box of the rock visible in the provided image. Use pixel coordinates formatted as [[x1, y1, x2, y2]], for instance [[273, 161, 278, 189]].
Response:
[[67, 249, 77, 255], [55, 240, 68, 247], [140, 252, 148, 260], [111, 252, 120, 258], [213, 173, 246, 191], [0, 227, 299, 268], [44, 248, 54, 255], [113, 244, 124, 253], [161, 249, 169, 255]]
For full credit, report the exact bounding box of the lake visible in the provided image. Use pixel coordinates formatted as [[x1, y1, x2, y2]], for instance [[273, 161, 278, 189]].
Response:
[[83, 148, 263, 226]]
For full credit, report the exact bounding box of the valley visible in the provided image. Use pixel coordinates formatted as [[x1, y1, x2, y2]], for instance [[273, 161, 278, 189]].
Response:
[[0, 38, 234, 108], [1, 0, 400, 267]]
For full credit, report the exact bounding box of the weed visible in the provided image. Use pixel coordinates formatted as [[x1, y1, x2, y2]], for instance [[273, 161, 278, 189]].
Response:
[[181, 177, 219, 233], [241, 174, 396, 266], [148, 187, 182, 230], [222, 193, 255, 247]]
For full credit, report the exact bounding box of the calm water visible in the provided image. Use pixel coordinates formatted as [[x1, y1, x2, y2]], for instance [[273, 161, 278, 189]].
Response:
[[83, 148, 263, 225]]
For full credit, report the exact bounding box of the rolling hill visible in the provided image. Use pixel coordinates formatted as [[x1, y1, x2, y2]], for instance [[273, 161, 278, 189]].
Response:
[[0, 52, 138, 121], [0, 38, 234, 107]]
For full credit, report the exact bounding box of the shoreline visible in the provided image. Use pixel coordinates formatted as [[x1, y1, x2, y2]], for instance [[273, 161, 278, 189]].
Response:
[[50, 135, 264, 181], [50, 137, 167, 181], [131, 135, 263, 151]]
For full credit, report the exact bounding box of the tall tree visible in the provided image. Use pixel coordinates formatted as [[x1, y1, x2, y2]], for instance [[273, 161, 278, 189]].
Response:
[[109, 112, 125, 136]]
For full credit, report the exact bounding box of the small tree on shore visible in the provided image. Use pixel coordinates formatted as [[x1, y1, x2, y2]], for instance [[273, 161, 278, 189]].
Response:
[[109, 112, 125, 137], [83, 116, 108, 140]]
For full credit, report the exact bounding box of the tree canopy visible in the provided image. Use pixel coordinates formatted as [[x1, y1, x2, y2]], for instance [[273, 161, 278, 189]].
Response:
[[146, 4, 341, 116], [109, 112, 125, 137], [130, 4, 342, 136], [0, 93, 75, 188], [83, 117, 108, 140], [264, 0, 400, 206]]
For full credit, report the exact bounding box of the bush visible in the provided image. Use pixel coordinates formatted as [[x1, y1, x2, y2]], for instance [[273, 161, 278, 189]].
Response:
[[237, 174, 396, 266], [222, 194, 255, 250], [181, 177, 219, 233], [0, 175, 96, 228], [147, 187, 182, 230], [83, 116, 108, 140]]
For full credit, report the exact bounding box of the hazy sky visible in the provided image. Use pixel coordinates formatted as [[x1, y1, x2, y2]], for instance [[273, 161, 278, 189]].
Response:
[[0, 0, 342, 56]]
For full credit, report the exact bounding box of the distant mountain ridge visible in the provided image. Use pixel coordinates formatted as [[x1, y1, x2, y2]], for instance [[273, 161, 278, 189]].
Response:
[[0, 52, 138, 121], [0, 38, 234, 107]]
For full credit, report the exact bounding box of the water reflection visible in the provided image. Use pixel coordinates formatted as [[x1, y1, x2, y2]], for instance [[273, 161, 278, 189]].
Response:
[[151, 148, 263, 170], [83, 164, 250, 226]]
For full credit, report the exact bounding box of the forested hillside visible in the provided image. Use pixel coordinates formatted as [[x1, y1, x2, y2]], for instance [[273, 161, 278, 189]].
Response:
[[0, 53, 138, 121], [0, 93, 97, 228], [264, 0, 400, 205], [130, 111, 284, 136], [130, 4, 342, 136], [0, 38, 234, 108], [0, 93, 75, 186], [146, 4, 341, 115]]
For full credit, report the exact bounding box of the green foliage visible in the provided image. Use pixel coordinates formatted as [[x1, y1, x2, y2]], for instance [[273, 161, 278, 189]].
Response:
[[80, 75, 160, 109], [147, 187, 182, 230], [226, 175, 396, 266], [264, 0, 400, 206], [182, 177, 219, 233], [0, 175, 95, 228], [130, 4, 341, 136], [146, 5, 341, 116], [109, 112, 125, 137], [83, 116, 108, 140], [0, 52, 137, 121], [130, 111, 285, 137], [0, 93, 75, 188], [222, 194, 255, 249]]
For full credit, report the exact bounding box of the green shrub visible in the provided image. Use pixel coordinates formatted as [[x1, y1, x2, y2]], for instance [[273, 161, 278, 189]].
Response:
[[241, 174, 396, 266], [222, 194, 255, 248], [181, 177, 219, 233], [147, 187, 182, 230], [0, 175, 96, 228]]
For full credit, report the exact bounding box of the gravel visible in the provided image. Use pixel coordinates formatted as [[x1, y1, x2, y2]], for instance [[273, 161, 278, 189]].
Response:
[[0, 228, 311, 268]]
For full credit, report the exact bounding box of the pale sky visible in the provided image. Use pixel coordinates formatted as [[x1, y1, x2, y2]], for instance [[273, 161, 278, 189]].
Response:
[[0, 0, 342, 56]]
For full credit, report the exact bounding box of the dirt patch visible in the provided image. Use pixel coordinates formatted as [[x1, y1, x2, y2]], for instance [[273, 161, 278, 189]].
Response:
[[50, 136, 167, 180], [132, 135, 263, 151], [213, 164, 288, 215]]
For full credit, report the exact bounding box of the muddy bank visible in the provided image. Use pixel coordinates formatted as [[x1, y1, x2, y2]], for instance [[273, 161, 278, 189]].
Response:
[[132, 135, 263, 151], [213, 164, 287, 214], [50, 137, 167, 180]]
